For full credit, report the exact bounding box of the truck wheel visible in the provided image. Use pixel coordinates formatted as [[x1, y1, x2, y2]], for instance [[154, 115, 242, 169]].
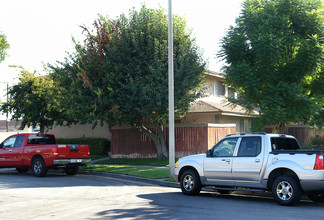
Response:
[[32, 158, 48, 177], [180, 169, 201, 195], [64, 166, 79, 175], [272, 175, 301, 206], [308, 192, 324, 203]]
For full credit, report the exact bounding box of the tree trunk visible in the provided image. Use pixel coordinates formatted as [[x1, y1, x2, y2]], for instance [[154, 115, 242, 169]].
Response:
[[140, 125, 168, 159], [272, 122, 286, 134], [39, 124, 45, 133]]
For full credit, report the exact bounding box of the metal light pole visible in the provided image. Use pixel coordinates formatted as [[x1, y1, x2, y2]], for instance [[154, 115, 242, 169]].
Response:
[[168, 0, 175, 178], [0, 82, 9, 132]]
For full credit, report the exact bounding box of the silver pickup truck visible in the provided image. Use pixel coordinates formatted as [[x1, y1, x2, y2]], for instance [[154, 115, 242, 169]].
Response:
[[175, 133, 324, 205]]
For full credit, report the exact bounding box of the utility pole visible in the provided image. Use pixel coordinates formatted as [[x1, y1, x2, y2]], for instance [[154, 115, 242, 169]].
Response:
[[6, 83, 8, 132], [168, 0, 175, 178], [0, 82, 9, 132]]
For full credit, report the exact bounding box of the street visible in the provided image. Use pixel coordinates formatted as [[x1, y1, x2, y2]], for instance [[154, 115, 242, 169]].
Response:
[[0, 169, 324, 220]]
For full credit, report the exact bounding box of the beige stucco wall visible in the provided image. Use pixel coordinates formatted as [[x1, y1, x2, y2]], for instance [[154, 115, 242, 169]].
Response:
[[203, 76, 214, 95], [183, 113, 251, 133], [48, 123, 111, 140]]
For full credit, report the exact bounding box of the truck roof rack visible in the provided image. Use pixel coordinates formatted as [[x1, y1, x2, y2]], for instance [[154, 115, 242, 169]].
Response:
[[226, 132, 267, 137]]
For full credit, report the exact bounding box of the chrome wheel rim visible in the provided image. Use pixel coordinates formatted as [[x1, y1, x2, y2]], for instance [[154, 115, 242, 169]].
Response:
[[276, 181, 293, 201], [34, 161, 42, 174], [183, 174, 194, 191]]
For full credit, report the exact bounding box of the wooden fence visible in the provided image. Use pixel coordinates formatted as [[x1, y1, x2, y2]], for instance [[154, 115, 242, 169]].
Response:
[[111, 124, 236, 158], [264, 125, 310, 146]]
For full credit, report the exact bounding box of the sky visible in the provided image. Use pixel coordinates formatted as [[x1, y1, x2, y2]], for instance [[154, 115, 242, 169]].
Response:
[[0, 0, 244, 102]]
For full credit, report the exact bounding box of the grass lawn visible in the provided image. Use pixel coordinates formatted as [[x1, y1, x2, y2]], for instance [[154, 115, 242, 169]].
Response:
[[80, 164, 171, 180], [90, 155, 109, 160], [93, 158, 171, 167]]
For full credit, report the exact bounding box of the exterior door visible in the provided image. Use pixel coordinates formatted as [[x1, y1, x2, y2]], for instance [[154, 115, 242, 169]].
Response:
[[232, 136, 264, 183], [203, 137, 238, 184], [0, 135, 25, 166]]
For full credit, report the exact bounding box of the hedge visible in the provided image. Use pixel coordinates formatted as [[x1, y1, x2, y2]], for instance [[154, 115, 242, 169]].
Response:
[[56, 138, 110, 156]]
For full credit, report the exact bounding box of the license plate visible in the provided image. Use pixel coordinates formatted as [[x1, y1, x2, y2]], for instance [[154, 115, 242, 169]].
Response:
[[71, 159, 77, 163]]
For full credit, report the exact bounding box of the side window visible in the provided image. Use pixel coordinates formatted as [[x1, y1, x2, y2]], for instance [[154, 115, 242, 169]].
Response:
[[212, 138, 238, 157], [237, 137, 261, 157], [14, 135, 25, 147], [2, 136, 17, 148]]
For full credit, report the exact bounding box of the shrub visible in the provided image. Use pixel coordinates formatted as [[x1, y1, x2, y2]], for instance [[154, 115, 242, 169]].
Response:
[[308, 134, 324, 150], [56, 138, 110, 155]]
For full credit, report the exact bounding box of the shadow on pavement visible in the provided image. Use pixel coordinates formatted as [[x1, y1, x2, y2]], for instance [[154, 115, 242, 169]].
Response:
[[94, 191, 324, 219]]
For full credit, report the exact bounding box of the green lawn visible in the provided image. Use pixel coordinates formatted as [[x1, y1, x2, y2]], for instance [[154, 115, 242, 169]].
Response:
[[81, 164, 171, 180], [93, 158, 170, 167]]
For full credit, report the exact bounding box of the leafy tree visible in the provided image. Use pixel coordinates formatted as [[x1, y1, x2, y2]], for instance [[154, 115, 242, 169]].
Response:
[[51, 6, 205, 159], [1, 67, 65, 133], [0, 31, 10, 62], [49, 19, 121, 130], [219, 0, 324, 133]]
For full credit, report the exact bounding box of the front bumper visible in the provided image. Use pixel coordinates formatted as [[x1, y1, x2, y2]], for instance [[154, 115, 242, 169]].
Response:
[[53, 158, 91, 166]]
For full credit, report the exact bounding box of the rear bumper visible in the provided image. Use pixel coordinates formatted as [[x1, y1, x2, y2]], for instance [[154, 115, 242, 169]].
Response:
[[300, 180, 324, 192], [53, 158, 91, 166]]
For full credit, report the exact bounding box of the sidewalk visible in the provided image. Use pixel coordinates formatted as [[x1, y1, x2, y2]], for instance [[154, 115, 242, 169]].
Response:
[[84, 171, 179, 188]]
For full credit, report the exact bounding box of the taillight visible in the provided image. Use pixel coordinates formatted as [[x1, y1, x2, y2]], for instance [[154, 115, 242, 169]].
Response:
[[52, 147, 58, 156], [314, 154, 324, 170]]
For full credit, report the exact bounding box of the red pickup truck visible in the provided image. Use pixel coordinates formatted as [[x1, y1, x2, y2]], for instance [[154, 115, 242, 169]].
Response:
[[0, 133, 91, 177]]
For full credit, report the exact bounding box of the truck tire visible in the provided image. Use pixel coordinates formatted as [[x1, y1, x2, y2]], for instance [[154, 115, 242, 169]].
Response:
[[32, 157, 48, 177], [272, 175, 301, 206], [308, 192, 324, 203], [180, 169, 201, 195], [64, 166, 79, 175]]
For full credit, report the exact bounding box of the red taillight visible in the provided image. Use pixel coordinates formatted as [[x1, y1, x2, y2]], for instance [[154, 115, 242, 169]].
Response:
[[52, 147, 58, 156], [314, 154, 324, 170]]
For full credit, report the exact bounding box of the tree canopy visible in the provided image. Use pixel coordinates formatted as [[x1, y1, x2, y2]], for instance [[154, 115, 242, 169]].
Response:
[[1, 67, 65, 133], [50, 5, 206, 158], [0, 31, 9, 62], [219, 0, 324, 133]]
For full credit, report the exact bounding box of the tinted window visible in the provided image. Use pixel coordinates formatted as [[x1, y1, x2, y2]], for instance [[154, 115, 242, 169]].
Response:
[[14, 135, 25, 147], [237, 137, 261, 157], [271, 137, 300, 150], [212, 138, 238, 157], [27, 135, 56, 145]]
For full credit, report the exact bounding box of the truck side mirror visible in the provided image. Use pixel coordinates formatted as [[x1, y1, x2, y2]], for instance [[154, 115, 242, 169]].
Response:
[[206, 149, 212, 157], [0, 143, 3, 148]]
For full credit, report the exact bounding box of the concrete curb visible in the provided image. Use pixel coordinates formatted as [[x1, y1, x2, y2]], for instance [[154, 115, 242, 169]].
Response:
[[83, 171, 180, 188]]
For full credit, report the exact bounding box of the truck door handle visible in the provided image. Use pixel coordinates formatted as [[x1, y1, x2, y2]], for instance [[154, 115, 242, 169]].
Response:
[[255, 159, 260, 163], [222, 159, 231, 163], [8, 149, 12, 152]]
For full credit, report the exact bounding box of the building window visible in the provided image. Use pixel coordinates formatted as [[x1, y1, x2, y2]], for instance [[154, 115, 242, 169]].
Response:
[[215, 115, 220, 123], [239, 119, 249, 133], [213, 81, 225, 97], [228, 88, 235, 98]]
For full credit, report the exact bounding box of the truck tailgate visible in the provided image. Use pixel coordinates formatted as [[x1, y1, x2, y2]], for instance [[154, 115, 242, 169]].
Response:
[[57, 144, 90, 159]]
